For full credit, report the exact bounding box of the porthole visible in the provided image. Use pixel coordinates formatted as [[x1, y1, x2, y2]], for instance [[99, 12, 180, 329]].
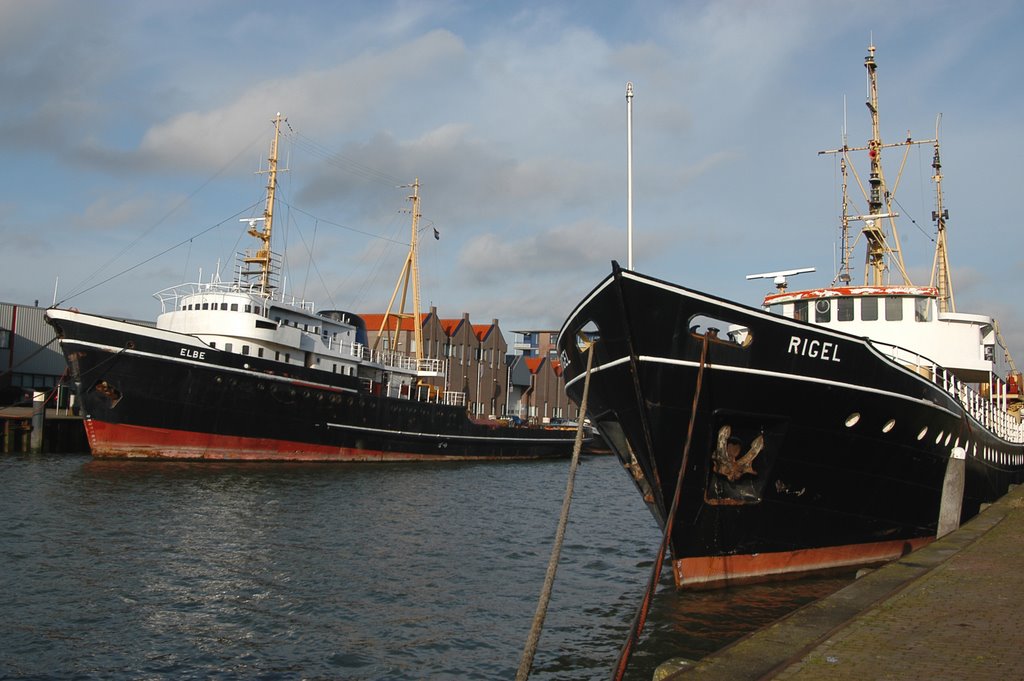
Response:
[[917, 427, 928, 441], [882, 419, 896, 433], [844, 413, 861, 427]]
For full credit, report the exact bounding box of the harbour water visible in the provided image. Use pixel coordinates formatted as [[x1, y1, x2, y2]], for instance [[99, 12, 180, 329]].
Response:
[[0, 453, 849, 680]]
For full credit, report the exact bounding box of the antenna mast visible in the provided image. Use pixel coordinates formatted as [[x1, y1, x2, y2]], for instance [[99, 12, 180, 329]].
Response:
[[243, 113, 285, 295], [836, 97, 853, 285], [375, 179, 425, 362], [819, 44, 936, 287], [626, 82, 634, 270], [929, 117, 954, 312], [861, 42, 900, 286]]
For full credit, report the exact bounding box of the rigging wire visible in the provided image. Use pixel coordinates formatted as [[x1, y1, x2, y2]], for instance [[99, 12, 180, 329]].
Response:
[[55, 203, 261, 307], [891, 195, 935, 243], [283, 201, 410, 246], [344, 209, 408, 313], [301, 218, 319, 303], [56, 120, 419, 310], [61, 128, 267, 302], [284, 130, 404, 187]]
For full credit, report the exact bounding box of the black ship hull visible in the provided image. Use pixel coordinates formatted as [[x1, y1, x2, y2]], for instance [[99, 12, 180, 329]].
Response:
[[48, 311, 577, 462], [558, 265, 1024, 587]]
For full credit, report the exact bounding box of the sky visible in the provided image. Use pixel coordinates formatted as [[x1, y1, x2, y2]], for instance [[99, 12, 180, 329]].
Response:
[[3, 0, 1024, 358]]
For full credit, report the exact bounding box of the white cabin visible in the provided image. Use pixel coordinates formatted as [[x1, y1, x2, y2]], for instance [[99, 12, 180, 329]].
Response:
[[765, 285, 1008, 384]]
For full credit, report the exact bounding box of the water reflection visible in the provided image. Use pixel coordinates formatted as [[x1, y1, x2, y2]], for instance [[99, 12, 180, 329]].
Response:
[[2, 454, 850, 680]]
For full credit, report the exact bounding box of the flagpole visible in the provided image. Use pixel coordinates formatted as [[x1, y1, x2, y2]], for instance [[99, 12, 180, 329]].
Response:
[[626, 82, 634, 270]]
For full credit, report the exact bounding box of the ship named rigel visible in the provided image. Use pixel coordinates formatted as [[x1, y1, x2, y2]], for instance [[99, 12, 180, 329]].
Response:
[[557, 44, 1024, 588], [47, 115, 577, 462]]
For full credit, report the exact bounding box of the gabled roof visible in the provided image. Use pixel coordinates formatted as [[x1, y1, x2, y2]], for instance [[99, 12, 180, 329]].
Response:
[[440, 318, 464, 336], [358, 312, 422, 332], [524, 357, 545, 374], [473, 323, 494, 341]]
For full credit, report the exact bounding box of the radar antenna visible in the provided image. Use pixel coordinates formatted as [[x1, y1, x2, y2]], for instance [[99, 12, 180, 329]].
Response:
[[746, 267, 816, 291]]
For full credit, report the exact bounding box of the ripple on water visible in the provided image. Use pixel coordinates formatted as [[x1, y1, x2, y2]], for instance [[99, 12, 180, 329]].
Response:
[[0, 454, 848, 680]]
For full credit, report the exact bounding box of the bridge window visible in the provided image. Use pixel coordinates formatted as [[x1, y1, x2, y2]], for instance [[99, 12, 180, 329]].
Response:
[[793, 300, 808, 321], [915, 298, 931, 322], [837, 298, 854, 322], [861, 297, 878, 321], [885, 296, 903, 321], [231, 303, 239, 311]]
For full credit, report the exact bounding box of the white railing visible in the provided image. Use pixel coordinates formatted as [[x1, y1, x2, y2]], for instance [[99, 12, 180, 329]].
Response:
[[445, 391, 466, 406], [873, 341, 1024, 443], [416, 357, 446, 375], [153, 280, 318, 315]]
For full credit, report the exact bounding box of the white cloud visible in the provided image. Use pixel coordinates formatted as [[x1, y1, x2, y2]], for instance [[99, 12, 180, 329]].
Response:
[[0, 0, 1022, 361]]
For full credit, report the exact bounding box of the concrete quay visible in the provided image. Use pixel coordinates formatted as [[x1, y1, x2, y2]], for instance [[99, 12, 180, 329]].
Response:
[[662, 483, 1024, 680]]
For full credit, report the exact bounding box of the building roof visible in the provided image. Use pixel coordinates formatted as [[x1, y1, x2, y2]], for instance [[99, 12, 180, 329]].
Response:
[[358, 312, 423, 332], [524, 357, 545, 374], [440, 318, 464, 335], [473, 323, 495, 341]]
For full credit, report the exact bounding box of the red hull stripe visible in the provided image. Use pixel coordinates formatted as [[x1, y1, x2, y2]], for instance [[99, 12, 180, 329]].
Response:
[[673, 537, 933, 589], [84, 420, 549, 462]]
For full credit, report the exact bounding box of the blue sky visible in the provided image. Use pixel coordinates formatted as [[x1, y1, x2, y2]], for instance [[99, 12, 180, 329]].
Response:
[[2, 0, 1023, 356]]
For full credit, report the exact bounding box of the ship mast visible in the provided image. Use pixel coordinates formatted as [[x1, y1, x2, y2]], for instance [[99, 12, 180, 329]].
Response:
[[374, 178, 424, 362], [243, 113, 285, 295], [836, 124, 853, 285], [861, 43, 896, 285], [929, 122, 954, 312], [820, 43, 935, 287]]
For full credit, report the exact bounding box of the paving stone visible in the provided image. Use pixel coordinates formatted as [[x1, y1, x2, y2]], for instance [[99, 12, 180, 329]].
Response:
[[669, 485, 1024, 680]]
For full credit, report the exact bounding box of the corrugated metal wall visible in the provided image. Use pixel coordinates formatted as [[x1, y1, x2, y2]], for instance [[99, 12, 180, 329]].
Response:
[[0, 302, 66, 383]]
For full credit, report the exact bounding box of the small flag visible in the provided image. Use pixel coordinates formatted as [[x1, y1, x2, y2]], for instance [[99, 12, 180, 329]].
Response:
[[433, 227, 440, 240]]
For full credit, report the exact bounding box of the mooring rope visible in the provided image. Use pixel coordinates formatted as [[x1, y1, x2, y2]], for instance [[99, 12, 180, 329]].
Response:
[[613, 333, 711, 680], [515, 342, 596, 681]]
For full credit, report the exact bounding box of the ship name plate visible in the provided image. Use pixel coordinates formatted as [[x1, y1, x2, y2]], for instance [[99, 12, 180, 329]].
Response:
[[787, 335, 841, 362]]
